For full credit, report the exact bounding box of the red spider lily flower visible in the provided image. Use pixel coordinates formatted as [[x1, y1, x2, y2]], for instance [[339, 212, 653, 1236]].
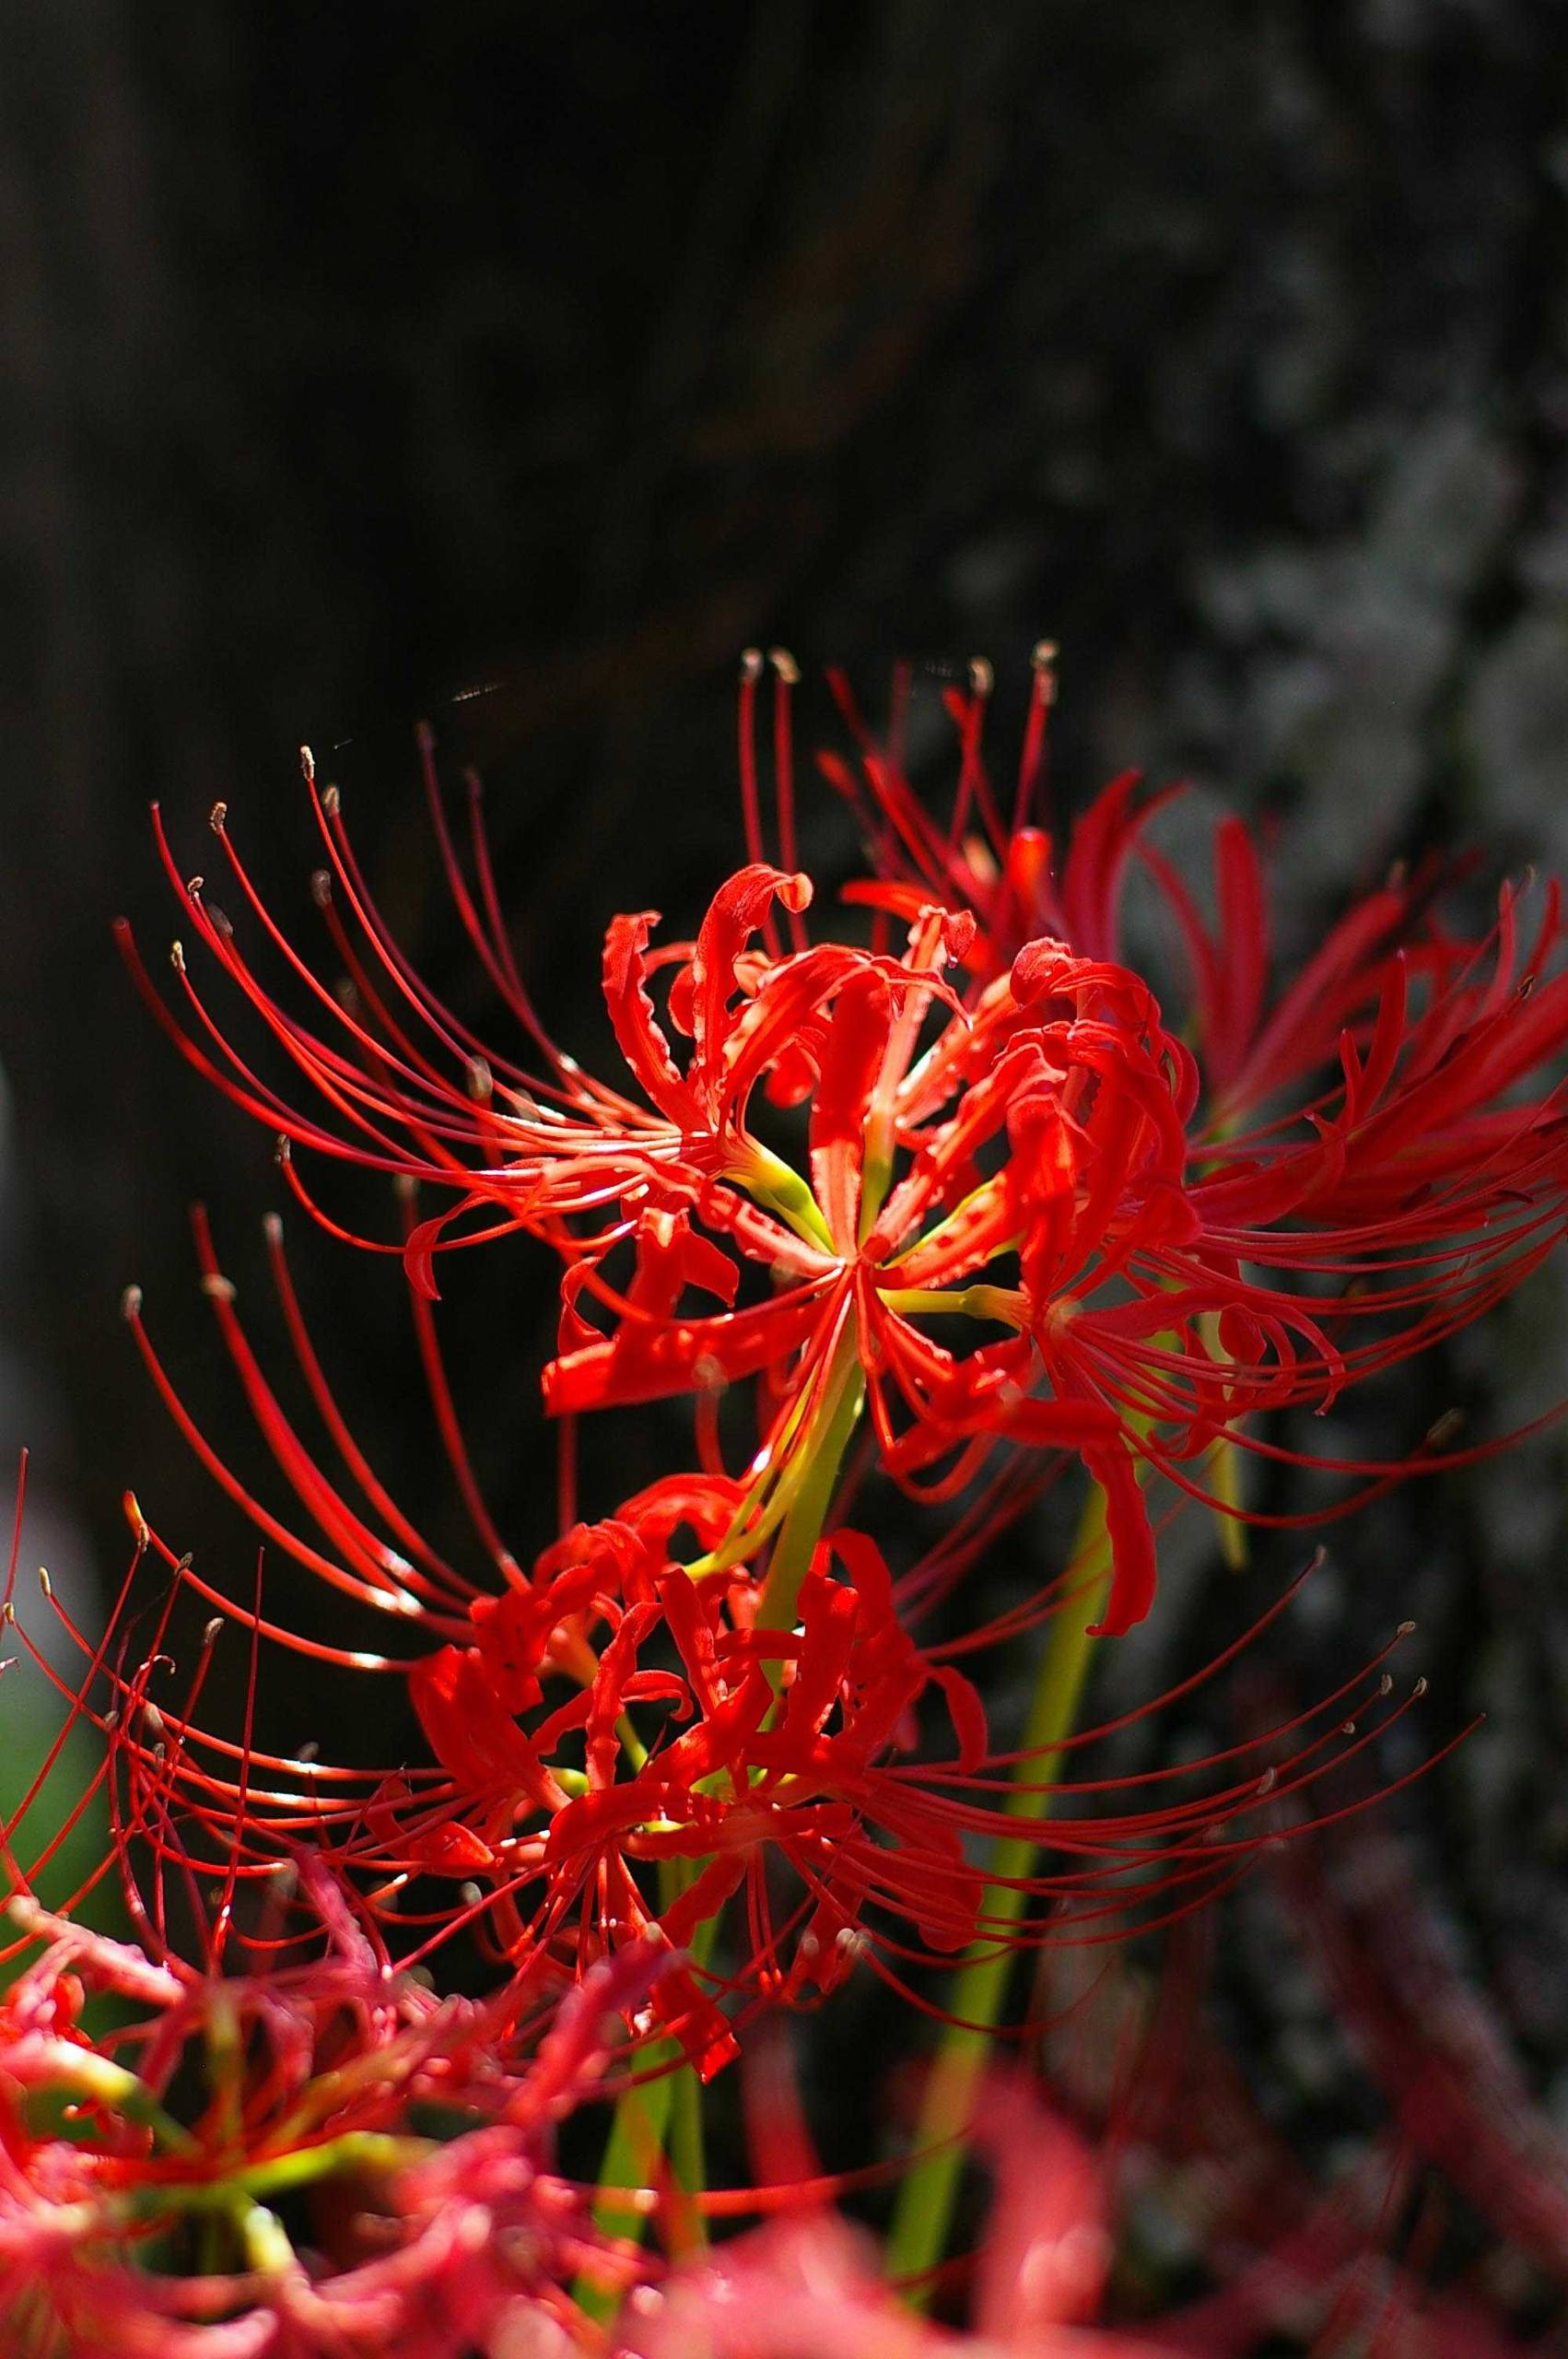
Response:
[[123, 781, 1195, 1634], [0, 1461, 671, 2354], [829, 667, 1568, 1301], [0, 1802, 661, 2355], [163, 1570, 1446, 2078], [87, 1268, 1443, 2078], [121, 665, 1568, 1636], [618, 2079, 1166, 2358], [536, 881, 1199, 1639], [402, 1520, 993, 2072], [0, 1934, 655, 2359]]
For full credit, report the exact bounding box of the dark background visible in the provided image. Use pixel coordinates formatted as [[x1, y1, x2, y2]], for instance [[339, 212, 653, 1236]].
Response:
[[3, 0, 1567, 2329]]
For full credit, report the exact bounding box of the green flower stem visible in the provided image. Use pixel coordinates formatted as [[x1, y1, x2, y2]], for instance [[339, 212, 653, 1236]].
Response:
[[36, 2047, 198, 2156], [754, 1329, 866, 1664], [685, 1353, 844, 1586], [667, 2051, 708, 2243], [130, 2130, 424, 2217], [581, 1905, 720, 2318], [884, 1295, 1225, 2297], [884, 1484, 1112, 2296], [589, 2034, 678, 2244], [124, 2127, 423, 2277], [584, 1326, 866, 2305]]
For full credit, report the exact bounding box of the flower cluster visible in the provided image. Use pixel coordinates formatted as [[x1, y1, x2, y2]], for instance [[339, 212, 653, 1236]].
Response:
[[123, 656, 1568, 1644], [0, 1762, 1164, 2359], [3, 651, 1562, 2350], [115, 1231, 1432, 2076], [0, 1830, 655, 2354], [103, 654, 1564, 2036]]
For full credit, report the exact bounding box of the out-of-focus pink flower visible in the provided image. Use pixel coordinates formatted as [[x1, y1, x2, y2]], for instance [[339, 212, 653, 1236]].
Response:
[[616, 2085, 1163, 2357], [0, 1500, 661, 2359], [0, 1877, 655, 2359]]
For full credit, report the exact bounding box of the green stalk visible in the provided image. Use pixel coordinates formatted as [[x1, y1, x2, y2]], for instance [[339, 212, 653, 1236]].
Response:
[[580, 1904, 720, 2319], [667, 2052, 708, 2241], [884, 1484, 1112, 2294], [886, 1282, 1242, 2291], [588, 2033, 678, 2246], [130, 2130, 422, 2217], [582, 1327, 866, 2307], [754, 1330, 866, 1658]]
